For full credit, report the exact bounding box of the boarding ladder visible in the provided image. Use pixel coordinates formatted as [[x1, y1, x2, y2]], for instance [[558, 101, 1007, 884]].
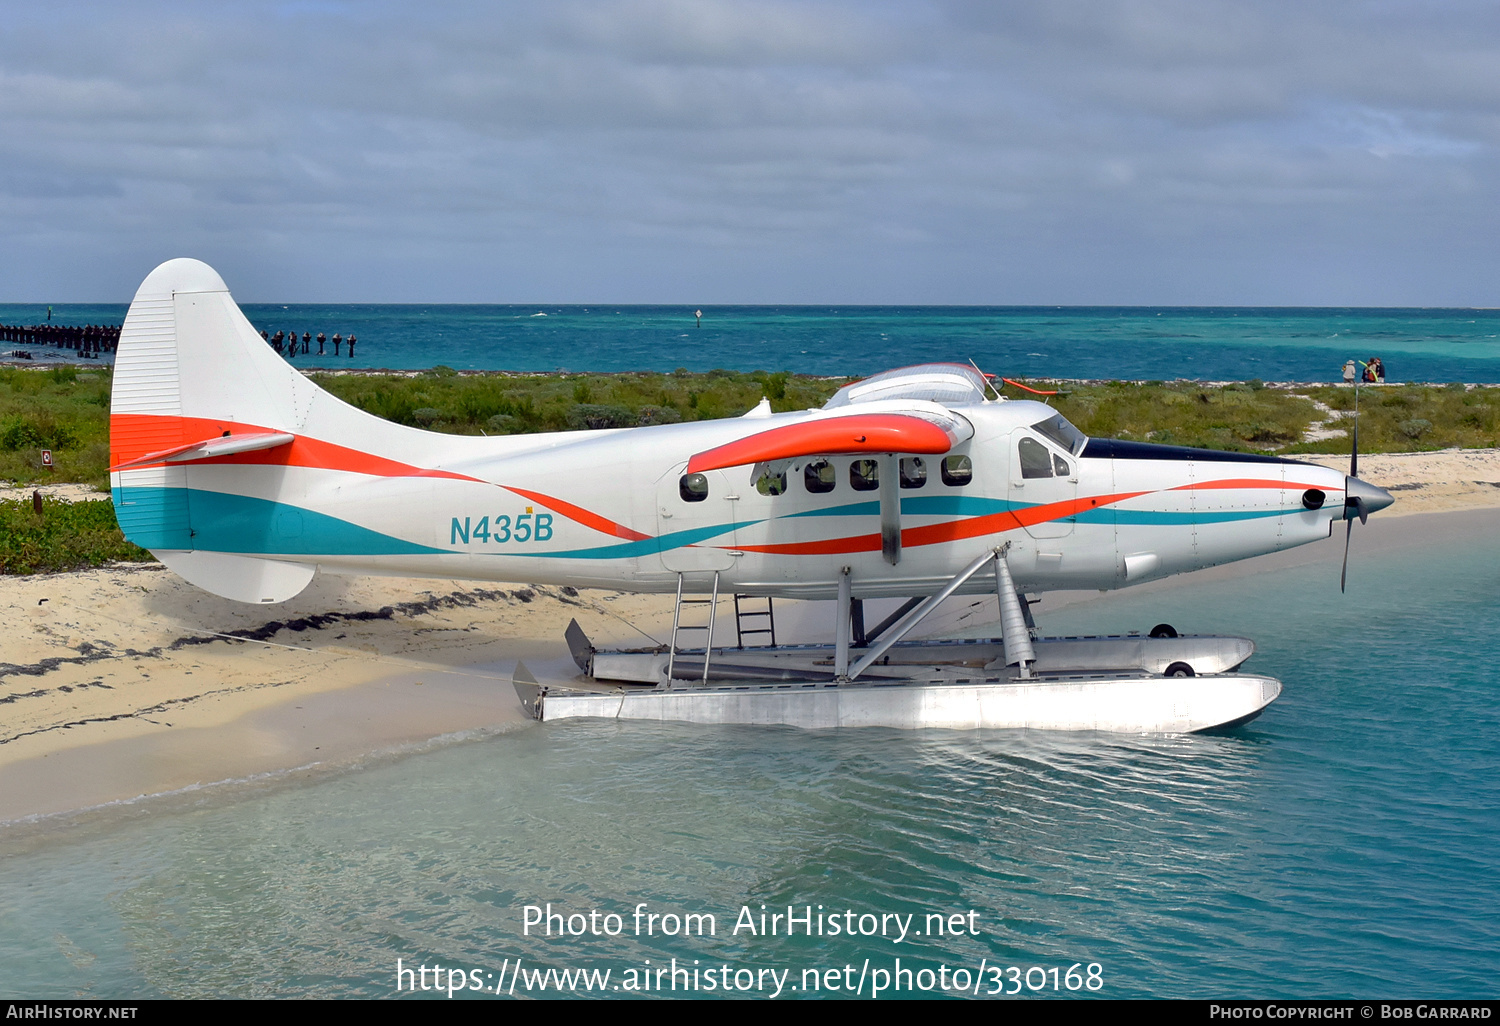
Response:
[[733, 594, 776, 649], [668, 572, 720, 683]]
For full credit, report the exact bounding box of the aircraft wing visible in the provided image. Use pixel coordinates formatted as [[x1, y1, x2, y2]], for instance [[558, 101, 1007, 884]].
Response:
[[686, 408, 972, 473]]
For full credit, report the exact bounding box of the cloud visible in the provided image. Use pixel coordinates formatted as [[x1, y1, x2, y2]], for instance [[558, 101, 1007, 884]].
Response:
[[0, 0, 1496, 302]]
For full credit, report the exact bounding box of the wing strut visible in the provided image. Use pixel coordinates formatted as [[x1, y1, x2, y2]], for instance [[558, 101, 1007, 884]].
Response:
[[880, 454, 900, 564]]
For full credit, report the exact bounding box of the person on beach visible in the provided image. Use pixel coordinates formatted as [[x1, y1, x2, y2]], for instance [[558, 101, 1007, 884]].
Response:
[[1363, 359, 1376, 383], [1373, 357, 1386, 383], [347, 335, 356, 357], [302, 332, 310, 353], [333, 333, 341, 356], [317, 332, 326, 354], [1343, 360, 1356, 384]]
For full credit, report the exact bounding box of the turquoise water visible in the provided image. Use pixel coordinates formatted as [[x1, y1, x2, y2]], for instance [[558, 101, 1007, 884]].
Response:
[[6, 304, 1500, 382], [2, 519, 1496, 999]]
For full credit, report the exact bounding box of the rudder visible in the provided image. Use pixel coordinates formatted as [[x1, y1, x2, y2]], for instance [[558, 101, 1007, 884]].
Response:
[[110, 258, 317, 602]]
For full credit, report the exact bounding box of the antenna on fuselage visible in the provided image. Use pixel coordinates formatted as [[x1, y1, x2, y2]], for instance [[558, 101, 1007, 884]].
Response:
[[968, 358, 1002, 401]]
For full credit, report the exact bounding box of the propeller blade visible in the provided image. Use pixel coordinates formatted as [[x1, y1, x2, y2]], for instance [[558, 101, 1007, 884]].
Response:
[[1340, 517, 1353, 593], [1355, 495, 1368, 526]]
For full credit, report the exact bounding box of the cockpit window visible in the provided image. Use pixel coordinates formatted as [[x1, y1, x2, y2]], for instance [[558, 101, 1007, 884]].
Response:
[[1019, 437, 1054, 479], [1031, 413, 1086, 456]]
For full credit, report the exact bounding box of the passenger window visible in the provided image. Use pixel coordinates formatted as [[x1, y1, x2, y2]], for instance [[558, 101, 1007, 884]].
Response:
[[1053, 454, 1071, 477], [899, 457, 926, 489], [680, 473, 709, 502], [941, 455, 972, 486], [804, 459, 836, 494], [850, 459, 879, 491], [1018, 437, 1053, 479], [756, 468, 787, 496]]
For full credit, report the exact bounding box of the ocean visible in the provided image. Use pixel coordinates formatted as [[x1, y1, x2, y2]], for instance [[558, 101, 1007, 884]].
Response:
[[5, 304, 1500, 383], [2, 511, 1496, 999]]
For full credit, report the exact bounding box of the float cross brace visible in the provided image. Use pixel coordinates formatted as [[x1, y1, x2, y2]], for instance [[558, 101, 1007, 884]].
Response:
[[845, 548, 1006, 681]]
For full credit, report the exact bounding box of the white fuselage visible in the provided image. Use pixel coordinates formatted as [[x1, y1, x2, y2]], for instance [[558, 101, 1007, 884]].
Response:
[[135, 399, 1349, 600]]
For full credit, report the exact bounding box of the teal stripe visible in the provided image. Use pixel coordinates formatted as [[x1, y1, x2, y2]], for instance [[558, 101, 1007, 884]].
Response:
[[507, 518, 767, 560], [1077, 508, 1297, 525], [900, 495, 1014, 516], [113, 485, 192, 549], [782, 500, 879, 518], [114, 487, 449, 556]]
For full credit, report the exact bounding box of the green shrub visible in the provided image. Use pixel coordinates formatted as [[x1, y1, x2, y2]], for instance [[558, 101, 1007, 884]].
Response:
[[637, 405, 683, 426], [0, 497, 154, 575], [566, 404, 636, 430]]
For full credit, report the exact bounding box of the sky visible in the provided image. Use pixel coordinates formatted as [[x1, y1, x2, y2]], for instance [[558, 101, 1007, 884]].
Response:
[[1, 0, 1497, 305]]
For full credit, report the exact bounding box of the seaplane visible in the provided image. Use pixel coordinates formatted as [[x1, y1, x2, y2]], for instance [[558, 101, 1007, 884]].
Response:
[[107, 259, 1394, 733]]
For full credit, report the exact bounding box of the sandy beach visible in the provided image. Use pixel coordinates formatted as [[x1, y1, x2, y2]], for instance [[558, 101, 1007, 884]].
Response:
[[3, 446, 1498, 827], [0, 567, 677, 825]]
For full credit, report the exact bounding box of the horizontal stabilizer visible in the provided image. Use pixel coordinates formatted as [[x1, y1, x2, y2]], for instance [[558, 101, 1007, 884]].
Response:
[[686, 411, 968, 473], [110, 431, 294, 471]]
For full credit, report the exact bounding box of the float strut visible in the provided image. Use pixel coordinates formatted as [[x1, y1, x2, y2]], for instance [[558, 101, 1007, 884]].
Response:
[[994, 544, 1036, 678], [848, 548, 999, 680]]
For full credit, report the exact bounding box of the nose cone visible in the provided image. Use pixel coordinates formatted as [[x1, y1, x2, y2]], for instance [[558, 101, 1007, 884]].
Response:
[[1346, 475, 1394, 516]]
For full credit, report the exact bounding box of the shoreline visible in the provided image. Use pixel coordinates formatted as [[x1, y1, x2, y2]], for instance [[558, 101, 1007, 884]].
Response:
[[3, 446, 1499, 828], [0, 568, 677, 826], [5, 346, 1500, 388]]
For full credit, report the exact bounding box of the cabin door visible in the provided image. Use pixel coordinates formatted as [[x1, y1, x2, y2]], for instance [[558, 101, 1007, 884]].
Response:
[[656, 464, 739, 572]]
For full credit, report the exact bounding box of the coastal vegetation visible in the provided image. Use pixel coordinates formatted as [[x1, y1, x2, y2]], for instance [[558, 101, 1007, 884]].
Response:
[[2, 362, 1499, 574], [0, 493, 152, 574]]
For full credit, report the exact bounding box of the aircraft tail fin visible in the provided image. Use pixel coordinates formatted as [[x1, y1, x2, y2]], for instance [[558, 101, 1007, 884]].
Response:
[[110, 258, 325, 602]]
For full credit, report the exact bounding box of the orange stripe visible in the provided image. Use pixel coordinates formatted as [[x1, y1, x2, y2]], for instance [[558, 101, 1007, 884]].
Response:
[[734, 533, 884, 556], [109, 413, 187, 469], [109, 413, 483, 483], [502, 486, 652, 541]]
